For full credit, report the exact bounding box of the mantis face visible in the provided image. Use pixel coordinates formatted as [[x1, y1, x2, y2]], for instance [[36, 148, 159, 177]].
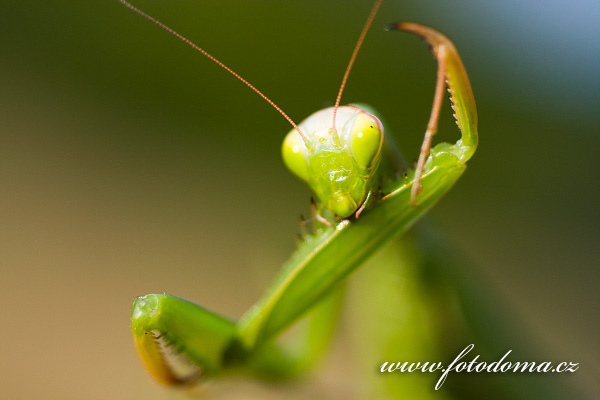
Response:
[[282, 106, 384, 218]]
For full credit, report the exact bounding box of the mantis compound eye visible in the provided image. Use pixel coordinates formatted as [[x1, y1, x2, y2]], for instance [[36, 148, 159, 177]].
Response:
[[282, 130, 310, 182], [349, 112, 384, 170]]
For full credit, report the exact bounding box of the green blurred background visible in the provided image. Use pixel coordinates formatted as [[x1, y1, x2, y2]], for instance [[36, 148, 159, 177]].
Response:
[[0, 0, 598, 398]]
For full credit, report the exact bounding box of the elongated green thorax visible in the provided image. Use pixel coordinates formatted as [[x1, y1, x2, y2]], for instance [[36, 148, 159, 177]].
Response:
[[282, 106, 384, 218]]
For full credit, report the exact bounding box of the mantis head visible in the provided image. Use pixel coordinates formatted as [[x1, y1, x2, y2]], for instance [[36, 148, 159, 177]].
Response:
[[282, 106, 384, 218]]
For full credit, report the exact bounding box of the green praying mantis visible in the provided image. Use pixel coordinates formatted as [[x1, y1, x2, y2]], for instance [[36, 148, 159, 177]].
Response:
[[120, 0, 479, 391]]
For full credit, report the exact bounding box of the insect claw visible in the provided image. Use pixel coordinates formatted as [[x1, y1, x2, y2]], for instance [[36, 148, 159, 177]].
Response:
[[355, 205, 366, 219], [316, 213, 334, 228], [355, 189, 375, 218]]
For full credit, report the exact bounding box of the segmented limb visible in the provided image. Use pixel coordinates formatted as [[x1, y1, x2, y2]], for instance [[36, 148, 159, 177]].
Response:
[[131, 294, 237, 385], [310, 197, 334, 229], [355, 189, 374, 218], [386, 23, 478, 207], [412, 46, 446, 207]]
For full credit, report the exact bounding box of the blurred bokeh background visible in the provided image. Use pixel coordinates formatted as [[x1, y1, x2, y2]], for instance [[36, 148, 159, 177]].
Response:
[[1, 0, 598, 399]]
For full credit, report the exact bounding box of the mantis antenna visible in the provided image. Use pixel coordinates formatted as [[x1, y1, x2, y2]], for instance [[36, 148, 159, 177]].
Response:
[[118, 0, 310, 147], [331, 0, 384, 137]]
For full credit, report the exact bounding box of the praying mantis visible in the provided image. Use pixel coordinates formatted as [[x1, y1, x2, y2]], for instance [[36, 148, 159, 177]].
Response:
[[120, 0, 479, 393]]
